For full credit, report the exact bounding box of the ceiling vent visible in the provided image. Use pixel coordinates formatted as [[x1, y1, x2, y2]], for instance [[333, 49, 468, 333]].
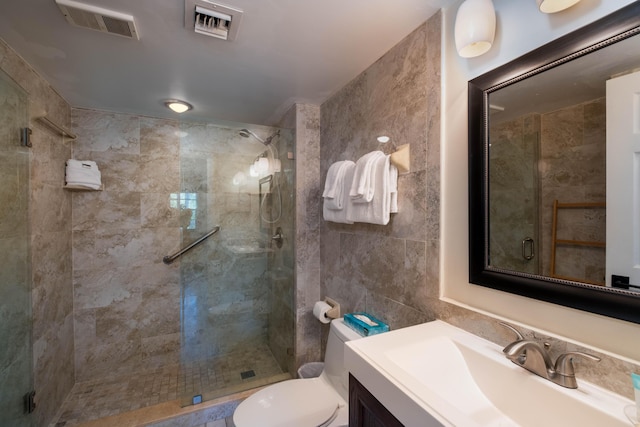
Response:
[[55, 0, 139, 40], [185, 0, 243, 41]]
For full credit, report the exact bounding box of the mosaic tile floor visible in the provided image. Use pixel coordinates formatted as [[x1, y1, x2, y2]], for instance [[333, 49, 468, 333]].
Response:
[[52, 344, 286, 427]]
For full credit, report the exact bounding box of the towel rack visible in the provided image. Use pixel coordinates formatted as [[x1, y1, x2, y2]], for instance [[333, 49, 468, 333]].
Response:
[[390, 144, 410, 173], [163, 226, 220, 264], [35, 115, 77, 139]]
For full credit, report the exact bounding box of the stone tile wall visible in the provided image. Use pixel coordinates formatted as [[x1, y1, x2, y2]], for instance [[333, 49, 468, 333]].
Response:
[[0, 39, 75, 427], [319, 13, 442, 332], [71, 110, 182, 380], [277, 104, 323, 372]]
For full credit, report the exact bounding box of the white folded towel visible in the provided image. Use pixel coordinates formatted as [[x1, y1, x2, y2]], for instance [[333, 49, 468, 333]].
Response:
[[346, 154, 396, 225], [322, 160, 355, 210], [349, 151, 385, 203], [390, 163, 398, 213], [66, 159, 102, 190], [323, 163, 355, 224]]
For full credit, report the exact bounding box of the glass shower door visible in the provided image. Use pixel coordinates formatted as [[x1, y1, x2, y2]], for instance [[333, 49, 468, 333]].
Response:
[[0, 70, 33, 426], [489, 114, 541, 275], [177, 122, 295, 406]]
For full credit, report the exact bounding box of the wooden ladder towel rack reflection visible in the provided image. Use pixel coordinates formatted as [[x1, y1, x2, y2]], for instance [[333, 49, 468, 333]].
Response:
[[549, 200, 606, 286]]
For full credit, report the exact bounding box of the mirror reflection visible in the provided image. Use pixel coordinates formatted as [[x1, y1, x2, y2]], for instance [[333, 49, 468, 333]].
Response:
[[486, 32, 640, 290]]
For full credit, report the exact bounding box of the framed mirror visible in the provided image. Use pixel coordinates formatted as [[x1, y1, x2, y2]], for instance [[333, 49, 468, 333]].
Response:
[[468, 2, 640, 324]]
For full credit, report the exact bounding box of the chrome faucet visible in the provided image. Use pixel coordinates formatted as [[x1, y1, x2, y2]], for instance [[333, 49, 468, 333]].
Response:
[[500, 323, 600, 389]]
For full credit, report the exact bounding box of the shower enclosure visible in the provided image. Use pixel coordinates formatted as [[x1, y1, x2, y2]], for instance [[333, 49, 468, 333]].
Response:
[[173, 121, 296, 406], [1, 99, 297, 425], [488, 97, 607, 284], [0, 70, 33, 426]]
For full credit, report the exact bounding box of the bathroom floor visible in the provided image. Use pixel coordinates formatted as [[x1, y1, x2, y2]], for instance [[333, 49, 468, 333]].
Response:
[[51, 344, 286, 426]]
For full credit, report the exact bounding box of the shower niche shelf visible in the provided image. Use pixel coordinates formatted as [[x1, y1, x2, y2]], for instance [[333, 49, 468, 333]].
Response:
[[63, 184, 104, 191]]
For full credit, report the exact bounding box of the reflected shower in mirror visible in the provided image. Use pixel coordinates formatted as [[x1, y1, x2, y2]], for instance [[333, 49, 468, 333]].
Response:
[[468, 3, 640, 324]]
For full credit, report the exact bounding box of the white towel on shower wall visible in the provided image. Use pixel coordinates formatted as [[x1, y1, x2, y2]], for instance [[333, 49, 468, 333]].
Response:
[[66, 159, 102, 190]]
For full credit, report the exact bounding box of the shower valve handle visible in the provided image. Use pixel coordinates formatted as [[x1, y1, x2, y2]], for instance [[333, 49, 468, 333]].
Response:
[[271, 227, 283, 248]]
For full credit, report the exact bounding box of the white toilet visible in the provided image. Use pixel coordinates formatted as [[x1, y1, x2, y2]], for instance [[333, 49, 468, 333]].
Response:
[[233, 317, 362, 427]]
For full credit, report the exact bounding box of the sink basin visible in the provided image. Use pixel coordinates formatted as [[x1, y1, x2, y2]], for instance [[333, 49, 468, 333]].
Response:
[[345, 320, 632, 427]]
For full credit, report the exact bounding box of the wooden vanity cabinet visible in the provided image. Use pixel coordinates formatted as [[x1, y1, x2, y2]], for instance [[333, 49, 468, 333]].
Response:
[[349, 373, 404, 427]]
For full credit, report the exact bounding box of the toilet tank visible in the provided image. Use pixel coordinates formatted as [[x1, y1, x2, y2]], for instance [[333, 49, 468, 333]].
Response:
[[322, 318, 362, 400]]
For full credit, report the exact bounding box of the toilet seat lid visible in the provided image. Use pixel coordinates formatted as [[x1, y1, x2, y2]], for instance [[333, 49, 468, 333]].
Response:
[[234, 378, 341, 427]]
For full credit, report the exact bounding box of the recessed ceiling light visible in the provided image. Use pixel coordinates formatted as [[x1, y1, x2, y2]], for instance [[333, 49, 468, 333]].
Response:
[[164, 99, 193, 113], [377, 135, 390, 143]]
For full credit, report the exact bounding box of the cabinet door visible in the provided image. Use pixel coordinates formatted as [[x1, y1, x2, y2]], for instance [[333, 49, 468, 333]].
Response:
[[349, 374, 404, 427]]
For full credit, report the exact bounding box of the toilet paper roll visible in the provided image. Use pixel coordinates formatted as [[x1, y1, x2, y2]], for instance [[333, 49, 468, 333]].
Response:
[[313, 301, 332, 324]]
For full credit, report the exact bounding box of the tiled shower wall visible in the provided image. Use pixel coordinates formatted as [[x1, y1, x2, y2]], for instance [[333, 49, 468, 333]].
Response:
[[71, 110, 290, 381], [0, 39, 75, 427], [71, 110, 183, 381]]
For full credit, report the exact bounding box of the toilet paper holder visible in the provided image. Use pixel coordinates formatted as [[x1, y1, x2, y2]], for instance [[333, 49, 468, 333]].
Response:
[[324, 297, 341, 320]]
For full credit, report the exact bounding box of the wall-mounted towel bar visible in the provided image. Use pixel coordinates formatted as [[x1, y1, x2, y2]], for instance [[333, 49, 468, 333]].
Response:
[[163, 226, 220, 264], [36, 115, 77, 139]]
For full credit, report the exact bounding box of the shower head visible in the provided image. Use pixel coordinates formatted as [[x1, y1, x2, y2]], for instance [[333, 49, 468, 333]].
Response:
[[239, 128, 280, 146]]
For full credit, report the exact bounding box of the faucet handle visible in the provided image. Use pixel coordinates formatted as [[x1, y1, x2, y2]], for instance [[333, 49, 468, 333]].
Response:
[[554, 351, 601, 377], [499, 322, 525, 341]]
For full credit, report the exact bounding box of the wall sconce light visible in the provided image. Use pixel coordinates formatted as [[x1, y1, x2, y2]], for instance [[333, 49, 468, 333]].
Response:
[[454, 0, 496, 58], [164, 99, 193, 113], [536, 0, 581, 13]]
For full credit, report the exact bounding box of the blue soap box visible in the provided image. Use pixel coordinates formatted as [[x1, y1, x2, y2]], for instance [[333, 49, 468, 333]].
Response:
[[344, 312, 389, 336]]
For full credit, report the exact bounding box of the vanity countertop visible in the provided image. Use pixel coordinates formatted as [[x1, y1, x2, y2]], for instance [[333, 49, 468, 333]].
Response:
[[345, 320, 633, 427]]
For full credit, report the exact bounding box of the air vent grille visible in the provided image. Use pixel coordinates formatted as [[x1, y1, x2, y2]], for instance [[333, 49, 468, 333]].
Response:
[[195, 6, 230, 39], [102, 16, 135, 38], [65, 6, 101, 31], [55, 0, 139, 40], [185, 0, 243, 41]]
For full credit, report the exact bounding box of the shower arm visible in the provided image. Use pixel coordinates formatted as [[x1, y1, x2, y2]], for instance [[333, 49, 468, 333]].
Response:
[[162, 226, 220, 264]]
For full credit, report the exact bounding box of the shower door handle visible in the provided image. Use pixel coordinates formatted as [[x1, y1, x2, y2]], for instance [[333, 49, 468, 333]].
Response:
[[271, 227, 283, 248], [522, 237, 535, 261]]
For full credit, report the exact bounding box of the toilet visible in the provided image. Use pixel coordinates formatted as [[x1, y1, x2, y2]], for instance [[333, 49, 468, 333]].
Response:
[[233, 317, 362, 427]]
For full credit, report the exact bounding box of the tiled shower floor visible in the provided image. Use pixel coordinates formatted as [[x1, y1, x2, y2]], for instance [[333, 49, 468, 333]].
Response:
[[52, 344, 288, 426]]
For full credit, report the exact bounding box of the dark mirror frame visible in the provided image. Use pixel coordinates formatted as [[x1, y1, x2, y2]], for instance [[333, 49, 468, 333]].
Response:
[[468, 2, 640, 324]]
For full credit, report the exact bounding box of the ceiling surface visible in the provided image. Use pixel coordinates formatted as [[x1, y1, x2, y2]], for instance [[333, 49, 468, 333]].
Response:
[[0, 0, 454, 126], [490, 32, 640, 124]]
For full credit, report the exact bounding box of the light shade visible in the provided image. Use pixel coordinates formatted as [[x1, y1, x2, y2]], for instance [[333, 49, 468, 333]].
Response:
[[536, 0, 581, 13], [164, 99, 193, 113], [454, 0, 496, 58]]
